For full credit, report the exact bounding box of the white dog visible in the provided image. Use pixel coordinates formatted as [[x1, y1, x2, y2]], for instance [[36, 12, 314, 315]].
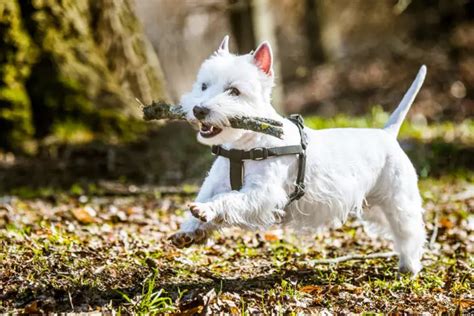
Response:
[[170, 35, 427, 275]]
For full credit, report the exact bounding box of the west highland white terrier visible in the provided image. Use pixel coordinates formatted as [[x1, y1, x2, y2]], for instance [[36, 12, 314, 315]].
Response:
[[170, 35, 427, 275]]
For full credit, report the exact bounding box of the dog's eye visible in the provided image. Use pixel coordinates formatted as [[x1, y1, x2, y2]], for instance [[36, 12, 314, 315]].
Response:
[[201, 83, 207, 91], [227, 87, 240, 96]]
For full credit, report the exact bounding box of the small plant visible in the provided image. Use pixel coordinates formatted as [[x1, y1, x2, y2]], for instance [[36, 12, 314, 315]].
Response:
[[281, 279, 301, 300], [118, 272, 175, 314]]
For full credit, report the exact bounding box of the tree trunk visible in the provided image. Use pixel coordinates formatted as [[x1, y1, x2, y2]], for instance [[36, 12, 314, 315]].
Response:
[[304, 0, 324, 65], [228, 0, 284, 114], [0, 0, 167, 151], [0, 1, 37, 150], [229, 0, 255, 54], [316, 0, 396, 61], [251, 0, 284, 114]]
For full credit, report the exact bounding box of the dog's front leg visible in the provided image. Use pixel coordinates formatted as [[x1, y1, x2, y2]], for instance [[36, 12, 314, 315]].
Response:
[[169, 161, 222, 248], [189, 172, 288, 229], [168, 182, 216, 248]]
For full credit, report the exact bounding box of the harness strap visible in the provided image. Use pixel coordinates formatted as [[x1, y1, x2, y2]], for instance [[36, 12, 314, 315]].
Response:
[[287, 114, 308, 202], [211, 144, 303, 190], [211, 114, 308, 204], [230, 159, 243, 191]]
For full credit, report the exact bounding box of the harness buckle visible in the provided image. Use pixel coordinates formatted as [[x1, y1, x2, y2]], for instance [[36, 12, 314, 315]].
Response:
[[249, 147, 268, 160]]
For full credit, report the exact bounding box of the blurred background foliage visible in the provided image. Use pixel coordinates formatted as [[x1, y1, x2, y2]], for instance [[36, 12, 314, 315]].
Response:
[[0, 0, 472, 191]]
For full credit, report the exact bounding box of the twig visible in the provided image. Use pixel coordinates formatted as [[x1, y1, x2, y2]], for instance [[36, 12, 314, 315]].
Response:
[[68, 291, 74, 311], [142, 100, 186, 121], [141, 100, 284, 138], [311, 252, 397, 265], [429, 212, 439, 249]]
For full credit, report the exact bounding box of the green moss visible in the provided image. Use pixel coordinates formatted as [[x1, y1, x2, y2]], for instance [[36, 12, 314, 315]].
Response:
[[1, 0, 168, 151], [50, 119, 94, 144], [0, 1, 38, 149]]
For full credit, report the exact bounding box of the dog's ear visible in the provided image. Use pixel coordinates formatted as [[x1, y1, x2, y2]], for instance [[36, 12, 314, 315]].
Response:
[[253, 41, 273, 76], [216, 35, 230, 54]]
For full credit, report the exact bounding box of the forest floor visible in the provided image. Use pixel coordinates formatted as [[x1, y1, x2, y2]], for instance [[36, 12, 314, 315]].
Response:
[[0, 114, 473, 314], [0, 175, 473, 314]]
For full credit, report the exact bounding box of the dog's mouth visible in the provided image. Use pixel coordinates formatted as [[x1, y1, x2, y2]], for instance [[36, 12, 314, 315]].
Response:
[[199, 122, 222, 138]]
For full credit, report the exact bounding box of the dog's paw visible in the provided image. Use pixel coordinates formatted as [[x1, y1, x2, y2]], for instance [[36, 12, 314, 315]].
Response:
[[168, 229, 207, 248], [189, 202, 216, 222]]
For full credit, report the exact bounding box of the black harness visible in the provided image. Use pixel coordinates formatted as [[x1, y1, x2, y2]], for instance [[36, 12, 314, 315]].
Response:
[[211, 114, 308, 205]]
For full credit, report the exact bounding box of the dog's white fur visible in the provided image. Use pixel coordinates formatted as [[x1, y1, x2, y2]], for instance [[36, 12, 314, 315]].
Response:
[[171, 36, 427, 275]]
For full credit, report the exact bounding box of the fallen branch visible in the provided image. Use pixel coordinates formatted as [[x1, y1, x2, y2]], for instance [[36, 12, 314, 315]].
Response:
[[141, 100, 284, 138], [311, 252, 397, 265], [429, 212, 439, 249], [141, 100, 186, 121]]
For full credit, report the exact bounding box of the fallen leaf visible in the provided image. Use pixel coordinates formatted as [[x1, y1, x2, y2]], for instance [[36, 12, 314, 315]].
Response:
[[455, 298, 474, 308], [264, 232, 278, 241], [180, 305, 203, 315], [24, 301, 39, 314], [439, 217, 454, 229], [72, 206, 97, 224], [300, 285, 324, 295], [342, 283, 364, 294]]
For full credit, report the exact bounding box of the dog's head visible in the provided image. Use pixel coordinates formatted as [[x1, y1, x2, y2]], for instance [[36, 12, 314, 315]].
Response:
[[180, 35, 276, 146]]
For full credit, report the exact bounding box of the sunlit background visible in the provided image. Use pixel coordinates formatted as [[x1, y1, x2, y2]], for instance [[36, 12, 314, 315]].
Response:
[[0, 0, 473, 190]]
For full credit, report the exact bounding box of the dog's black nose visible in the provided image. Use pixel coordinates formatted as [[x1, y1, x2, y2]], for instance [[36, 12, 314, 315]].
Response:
[[193, 106, 210, 120]]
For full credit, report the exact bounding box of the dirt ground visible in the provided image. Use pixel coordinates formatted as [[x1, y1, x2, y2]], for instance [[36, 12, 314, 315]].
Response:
[[0, 173, 472, 314]]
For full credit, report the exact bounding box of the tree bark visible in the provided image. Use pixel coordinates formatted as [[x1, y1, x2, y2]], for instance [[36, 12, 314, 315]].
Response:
[[0, 1, 37, 149], [304, 0, 324, 65], [0, 0, 168, 151], [251, 0, 284, 113], [228, 0, 284, 114]]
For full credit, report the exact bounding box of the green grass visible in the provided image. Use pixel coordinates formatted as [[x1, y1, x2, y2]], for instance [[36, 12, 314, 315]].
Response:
[[304, 105, 474, 143], [118, 272, 176, 315]]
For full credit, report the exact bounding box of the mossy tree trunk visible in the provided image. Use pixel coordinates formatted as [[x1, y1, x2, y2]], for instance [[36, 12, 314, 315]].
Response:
[[0, 0, 167, 151], [0, 1, 37, 150]]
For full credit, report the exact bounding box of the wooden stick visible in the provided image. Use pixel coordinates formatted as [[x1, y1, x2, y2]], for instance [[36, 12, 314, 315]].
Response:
[[141, 100, 284, 138], [311, 252, 397, 265], [429, 212, 439, 249]]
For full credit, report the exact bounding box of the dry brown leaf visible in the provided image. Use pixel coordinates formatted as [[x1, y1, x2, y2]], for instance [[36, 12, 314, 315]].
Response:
[[300, 285, 324, 295], [72, 206, 97, 224], [264, 232, 279, 241], [455, 298, 474, 308], [24, 301, 39, 314], [180, 305, 203, 315], [342, 283, 364, 294], [439, 217, 454, 229]]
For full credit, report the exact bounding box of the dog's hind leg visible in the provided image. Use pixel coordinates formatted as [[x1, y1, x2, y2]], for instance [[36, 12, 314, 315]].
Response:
[[380, 179, 426, 275], [361, 204, 393, 238]]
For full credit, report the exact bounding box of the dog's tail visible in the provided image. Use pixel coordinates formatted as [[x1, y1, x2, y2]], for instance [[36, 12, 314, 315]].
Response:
[[383, 65, 427, 138]]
